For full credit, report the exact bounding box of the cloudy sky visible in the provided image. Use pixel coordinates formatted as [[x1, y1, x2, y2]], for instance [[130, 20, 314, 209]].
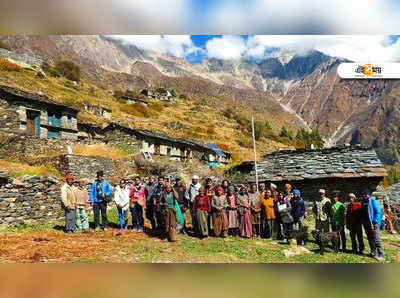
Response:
[[110, 35, 400, 63]]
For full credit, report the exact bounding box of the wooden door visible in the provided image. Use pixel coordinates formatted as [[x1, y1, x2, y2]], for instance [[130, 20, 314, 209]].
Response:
[[26, 110, 40, 137]]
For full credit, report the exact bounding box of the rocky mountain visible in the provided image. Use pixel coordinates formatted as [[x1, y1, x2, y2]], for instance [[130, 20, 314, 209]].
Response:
[[1, 35, 399, 164]]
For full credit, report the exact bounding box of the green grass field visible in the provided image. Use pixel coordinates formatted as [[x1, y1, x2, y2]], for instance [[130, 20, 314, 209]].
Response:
[[1, 208, 399, 263]]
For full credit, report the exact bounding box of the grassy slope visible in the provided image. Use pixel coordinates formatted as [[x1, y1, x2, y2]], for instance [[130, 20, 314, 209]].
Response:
[[1, 208, 399, 263], [0, 66, 292, 165]]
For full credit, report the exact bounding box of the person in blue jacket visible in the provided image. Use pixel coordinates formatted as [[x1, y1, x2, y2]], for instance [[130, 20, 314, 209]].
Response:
[[89, 170, 113, 231], [360, 189, 385, 261], [290, 189, 306, 229]]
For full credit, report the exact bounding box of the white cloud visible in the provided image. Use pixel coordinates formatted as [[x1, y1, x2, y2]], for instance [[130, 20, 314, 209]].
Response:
[[246, 35, 400, 62], [205, 35, 247, 59], [108, 35, 202, 58]]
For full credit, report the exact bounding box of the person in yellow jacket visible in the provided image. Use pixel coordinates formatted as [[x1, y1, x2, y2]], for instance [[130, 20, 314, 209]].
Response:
[[260, 189, 277, 239], [60, 172, 77, 234]]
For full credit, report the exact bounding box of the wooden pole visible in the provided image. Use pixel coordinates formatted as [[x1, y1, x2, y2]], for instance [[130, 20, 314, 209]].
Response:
[[251, 116, 259, 193]]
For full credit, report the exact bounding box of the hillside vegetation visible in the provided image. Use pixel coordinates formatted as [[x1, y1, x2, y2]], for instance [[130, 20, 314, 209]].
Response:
[[0, 56, 312, 165]]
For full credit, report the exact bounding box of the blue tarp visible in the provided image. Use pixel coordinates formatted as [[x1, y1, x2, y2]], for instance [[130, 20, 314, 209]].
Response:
[[206, 143, 226, 157]]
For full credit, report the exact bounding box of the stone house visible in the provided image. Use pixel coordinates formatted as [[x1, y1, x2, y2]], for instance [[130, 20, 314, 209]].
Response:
[[77, 121, 104, 140], [102, 123, 231, 164], [84, 103, 112, 119], [241, 146, 387, 201], [0, 85, 78, 140], [140, 88, 174, 101]]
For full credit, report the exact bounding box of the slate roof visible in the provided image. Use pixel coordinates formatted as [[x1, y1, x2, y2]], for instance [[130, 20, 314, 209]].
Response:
[[247, 146, 386, 182], [0, 84, 79, 113], [103, 122, 231, 156]]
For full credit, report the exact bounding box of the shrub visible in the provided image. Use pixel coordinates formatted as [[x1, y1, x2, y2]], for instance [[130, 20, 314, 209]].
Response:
[[120, 103, 148, 117], [148, 102, 164, 113], [223, 108, 234, 119], [170, 89, 177, 97], [55, 60, 80, 82], [47, 67, 60, 78], [113, 89, 124, 99], [0, 41, 11, 51], [237, 137, 253, 148], [0, 59, 22, 72], [206, 126, 215, 134]]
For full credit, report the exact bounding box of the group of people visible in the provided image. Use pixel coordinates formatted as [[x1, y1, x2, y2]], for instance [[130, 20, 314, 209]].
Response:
[[313, 188, 386, 261], [60, 171, 389, 260]]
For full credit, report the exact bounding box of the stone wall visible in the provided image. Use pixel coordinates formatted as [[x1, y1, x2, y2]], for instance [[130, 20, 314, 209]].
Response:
[[55, 154, 117, 181], [0, 133, 97, 159], [0, 172, 64, 227], [103, 129, 140, 152]]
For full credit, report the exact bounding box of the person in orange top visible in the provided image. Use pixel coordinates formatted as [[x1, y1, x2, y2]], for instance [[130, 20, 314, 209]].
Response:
[[260, 189, 277, 239], [384, 203, 394, 234]]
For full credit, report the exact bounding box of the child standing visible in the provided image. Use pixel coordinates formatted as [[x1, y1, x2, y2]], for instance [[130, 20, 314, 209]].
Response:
[[74, 178, 90, 232], [114, 179, 130, 230]]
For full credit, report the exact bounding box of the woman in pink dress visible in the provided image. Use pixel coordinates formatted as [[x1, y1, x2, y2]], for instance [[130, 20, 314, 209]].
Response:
[[237, 186, 252, 238], [226, 186, 239, 236]]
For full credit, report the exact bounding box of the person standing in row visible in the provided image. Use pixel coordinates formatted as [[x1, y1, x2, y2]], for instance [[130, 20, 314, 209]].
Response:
[[212, 187, 228, 238], [153, 176, 165, 232], [192, 187, 211, 239], [361, 189, 385, 261], [114, 179, 130, 230], [313, 189, 332, 233], [129, 176, 146, 232], [260, 189, 276, 239], [74, 178, 90, 232], [185, 175, 201, 233], [161, 184, 180, 242], [275, 192, 293, 244], [346, 193, 364, 254], [61, 173, 77, 234], [331, 191, 346, 251], [248, 184, 261, 238], [173, 177, 188, 235], [89, 171, 112, 231], [238, 186, 252, 238], [290, 189, 305, 230], [145, 176, 157, 230], [226, 186, 239, 236]]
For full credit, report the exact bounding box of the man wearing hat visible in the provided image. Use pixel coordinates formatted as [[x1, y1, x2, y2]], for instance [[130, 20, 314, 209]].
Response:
[[361, 189, 385, 261], [185, 175, 202, 232], [89, 170, 112, 231], [312, 189, 332, 233], [60, 172, 77, 233]]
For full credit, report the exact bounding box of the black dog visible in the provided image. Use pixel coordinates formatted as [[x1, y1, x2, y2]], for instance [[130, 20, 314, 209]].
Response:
[[311, 230, 339, 255], [289, 226, 309, 245]]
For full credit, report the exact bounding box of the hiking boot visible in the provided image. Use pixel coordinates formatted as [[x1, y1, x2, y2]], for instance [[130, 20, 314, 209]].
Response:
[[103, 227, 108, 231], [374, 256, 385, 262], [94, 227, 100, 231], [137, 227, 144, 233]]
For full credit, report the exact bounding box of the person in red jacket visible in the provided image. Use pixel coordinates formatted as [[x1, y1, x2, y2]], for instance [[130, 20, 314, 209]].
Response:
[[192, 187, 211, 239], [346, 193, 365, 254]]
